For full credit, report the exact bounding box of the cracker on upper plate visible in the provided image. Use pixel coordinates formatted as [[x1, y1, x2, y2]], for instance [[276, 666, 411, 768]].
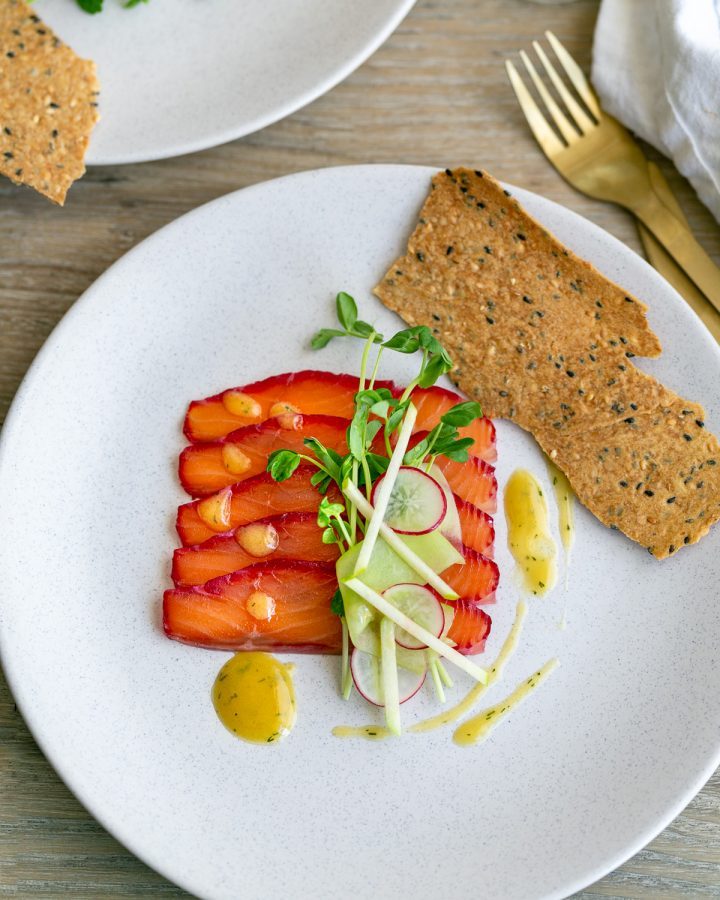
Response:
[[374, 167, 720, 558], [0, 0, 99, 204]]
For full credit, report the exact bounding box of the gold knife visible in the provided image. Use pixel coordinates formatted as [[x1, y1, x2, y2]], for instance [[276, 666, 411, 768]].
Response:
[[638, 162, 720, 343]]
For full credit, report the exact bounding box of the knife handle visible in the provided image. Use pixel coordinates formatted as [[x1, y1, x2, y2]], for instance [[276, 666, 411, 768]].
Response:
[[638, 163, 720, 343], [632, 185, 720, 315]]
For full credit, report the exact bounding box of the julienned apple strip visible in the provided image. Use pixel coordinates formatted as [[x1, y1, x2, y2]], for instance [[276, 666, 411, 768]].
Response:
[[343, 480, 459, 600], [344, 577, 488, 684], [353, 403, 418, 577]]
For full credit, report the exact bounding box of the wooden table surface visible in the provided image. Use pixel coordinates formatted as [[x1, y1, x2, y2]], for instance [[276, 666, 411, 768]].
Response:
[[2, 0, 719, 896]]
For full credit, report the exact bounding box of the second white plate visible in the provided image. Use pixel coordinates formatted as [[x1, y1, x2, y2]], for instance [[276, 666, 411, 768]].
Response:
[[38, 0, 415, 164]]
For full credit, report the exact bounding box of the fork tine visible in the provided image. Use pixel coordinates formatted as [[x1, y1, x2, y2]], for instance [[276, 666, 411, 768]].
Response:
[[545, 30, 601, 119], [533, 42, 595, 134], [505, 60, 565, 157], [520, 50, 579, 144]]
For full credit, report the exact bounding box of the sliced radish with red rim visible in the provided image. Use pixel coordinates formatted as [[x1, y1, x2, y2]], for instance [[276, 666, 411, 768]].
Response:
[[371, 466, 447, 535], [382, 583, 445, 650], [350, 647, 427, 706]]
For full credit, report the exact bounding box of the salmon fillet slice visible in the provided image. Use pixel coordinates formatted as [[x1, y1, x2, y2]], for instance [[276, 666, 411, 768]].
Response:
[[172, 512, 338, 587], [184, 371, 396, 443], [164, 560, 341, 653], [455, 497, 494, 555], [442, 548, 499, 605], [435, 455, 497, 513], [447, 601, 492, 654], [176, 466, 341, 546], [180, 415, 349, 497]]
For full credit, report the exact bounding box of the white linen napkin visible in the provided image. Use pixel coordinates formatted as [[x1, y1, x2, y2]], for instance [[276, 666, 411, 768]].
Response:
[[592, 0, 720, 223]]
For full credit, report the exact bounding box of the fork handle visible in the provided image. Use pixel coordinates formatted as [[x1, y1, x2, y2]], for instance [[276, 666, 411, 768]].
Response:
[[631, 190, 720, 315]]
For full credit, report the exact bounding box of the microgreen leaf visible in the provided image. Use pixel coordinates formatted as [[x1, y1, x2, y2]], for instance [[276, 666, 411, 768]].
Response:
[[311, 328, 346, 350], [383, 328, 421, 353], [418, 352, 452, 388], [364, 453, 390, 482], [352, 320, 380, 339], [365, 419, 383, 444], [439, 440, 474, 462], [317, 496, 346, 527], [310, 469, 333, 493], [403, 437, 430, 467], [76, 0, 103, 11], [336, 292, 358, 331], [386, 401, 408, 434], [348, 416, 366, 461], [267, 449, 301, 481], [331, 589, 345, 617], [440, 400, 483, 427], [303, 438, 342, 481]]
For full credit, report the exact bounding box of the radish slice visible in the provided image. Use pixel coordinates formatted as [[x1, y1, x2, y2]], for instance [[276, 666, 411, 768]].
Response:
[[350, 647, 427, 706], [383, 583, 445, 650], [371, 466, 447, 535]]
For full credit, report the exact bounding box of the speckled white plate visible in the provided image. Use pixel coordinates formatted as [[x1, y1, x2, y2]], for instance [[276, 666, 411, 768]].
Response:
[[36, 0, 415, 165], [1, 166, 719, 900]]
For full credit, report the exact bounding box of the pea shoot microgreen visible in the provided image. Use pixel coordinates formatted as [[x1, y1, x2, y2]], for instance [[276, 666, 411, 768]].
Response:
[[269, 289, 482, 512], [266, 291, 486, 720]]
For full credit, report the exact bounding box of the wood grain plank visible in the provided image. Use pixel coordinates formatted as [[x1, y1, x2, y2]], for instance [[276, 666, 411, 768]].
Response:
[[1, 0, 719, 896]]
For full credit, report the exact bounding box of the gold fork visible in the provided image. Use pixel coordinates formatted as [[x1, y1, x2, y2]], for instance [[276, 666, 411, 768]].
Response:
[[506, 31, 720, 317]]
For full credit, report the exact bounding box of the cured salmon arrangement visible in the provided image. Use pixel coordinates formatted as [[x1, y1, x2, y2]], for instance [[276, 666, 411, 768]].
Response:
[[163, 293, 501, 735], [166, 371, 498, 644]]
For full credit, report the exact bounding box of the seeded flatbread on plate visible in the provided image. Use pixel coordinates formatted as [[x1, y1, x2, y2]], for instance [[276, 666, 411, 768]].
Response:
[[0, 0, 99, 204], [374, 167, 720, 558]]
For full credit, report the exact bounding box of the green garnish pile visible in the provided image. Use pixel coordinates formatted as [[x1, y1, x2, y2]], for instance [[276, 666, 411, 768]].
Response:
[[266, 293, 487, 733]]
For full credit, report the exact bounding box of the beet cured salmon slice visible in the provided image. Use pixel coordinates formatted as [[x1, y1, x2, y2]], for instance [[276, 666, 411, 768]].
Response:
[[447, 601, 492, 654], [174, 501, 489, 590], [173, 512, 337, 587], [456, 497, 494, 555], [184, 370, 396, 443], [434, 455, 497, 514], [406, 385, 497, 463], [442, 548, 499, 605], [177, 466, 341, 546], [180, 414, 350, 497], [164, 560, 341, 653]]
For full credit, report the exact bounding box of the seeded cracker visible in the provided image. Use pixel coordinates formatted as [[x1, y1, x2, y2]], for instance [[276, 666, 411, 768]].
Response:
[[374, 168, 720, 558], [0, 0, 99, 204]]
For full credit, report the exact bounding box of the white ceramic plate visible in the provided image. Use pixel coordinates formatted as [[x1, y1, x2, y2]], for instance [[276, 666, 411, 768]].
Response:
[[37, 0, 415, 165], [1, 166, 719, 900]]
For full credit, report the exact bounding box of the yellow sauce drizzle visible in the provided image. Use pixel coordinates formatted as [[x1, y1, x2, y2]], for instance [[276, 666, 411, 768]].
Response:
[[504, 469, 557, 596], [546, 458, 576, 627], [332, 725, 393, 741], [212, 652, 296, 744], [453, 658, 559, 746], [546, 459, 575, 553], [409, 600, 528, 734]]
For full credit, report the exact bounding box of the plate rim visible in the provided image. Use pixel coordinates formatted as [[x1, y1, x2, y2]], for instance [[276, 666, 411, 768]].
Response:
[[1, 163, 719, 899], [81, 0, 417, 166]]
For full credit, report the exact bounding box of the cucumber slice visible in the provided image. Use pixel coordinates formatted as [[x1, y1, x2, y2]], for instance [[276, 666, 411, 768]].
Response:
[[430, 464, 462, 552], [371, 466, 447, 535], [350, 647, 427, 707], [383, 583, 445, 650], [337, 531, 463, 650]]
